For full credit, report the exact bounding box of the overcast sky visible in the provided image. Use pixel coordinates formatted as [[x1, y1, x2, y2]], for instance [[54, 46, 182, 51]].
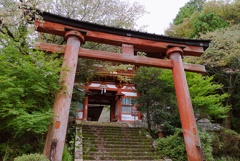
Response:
[[134, 0, 190, 35]]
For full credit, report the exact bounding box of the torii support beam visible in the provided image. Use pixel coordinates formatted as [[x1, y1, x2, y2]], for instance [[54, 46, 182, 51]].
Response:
[[167, 47, 205, 161], [35, 42, 206, 73], [43, 31, 84, 161]]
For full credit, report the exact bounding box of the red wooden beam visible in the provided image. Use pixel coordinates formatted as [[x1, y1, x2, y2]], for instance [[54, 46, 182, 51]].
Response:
[[35, 42, 206, 73], [167, 47, 204, 161], [43, 31, 84, 161], [35, 20, 204, 57]]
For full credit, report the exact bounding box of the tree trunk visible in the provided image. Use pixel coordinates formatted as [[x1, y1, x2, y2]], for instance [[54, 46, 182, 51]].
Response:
[[146, 107, 151, 135]]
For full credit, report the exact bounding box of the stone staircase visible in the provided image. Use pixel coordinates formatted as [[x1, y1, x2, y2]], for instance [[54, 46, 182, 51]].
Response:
[[75, 122, 162, 161]]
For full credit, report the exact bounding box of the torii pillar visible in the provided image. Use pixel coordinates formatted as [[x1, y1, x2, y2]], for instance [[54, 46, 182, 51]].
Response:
[[167, 47, 205, 161], [43, 30, 85, 161]]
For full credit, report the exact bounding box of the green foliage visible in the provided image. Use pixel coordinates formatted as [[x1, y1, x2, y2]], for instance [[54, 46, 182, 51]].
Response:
[[0, 0, 147, 160], [187, 72, 230, 119], [199, 131, 214, 161], [215, 156, 240, 161], [166, 0, 239, 38], [156, 129, 214, 161], [199, 25, 240, 67], [156, 129, 187, 161], [132, 67, 179, 134], [1, 136, 46, 161], [198, 25, 240, 129], [211, 128, 240, 159], [133, 67, 229, 134], [0, 45, 61, 137], [14, 153, 49, 161], [202, 0, 240, 25], [192, 12, 229, 37], [174, 0, 205, 25], [0, 37, 61, 159], [62, 145, 73, 161], [165, 16, 195, 38]]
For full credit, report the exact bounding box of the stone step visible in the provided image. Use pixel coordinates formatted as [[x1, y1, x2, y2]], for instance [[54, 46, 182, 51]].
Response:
[[83, 147, 156, 153], [82, 129, 146, 135], [82, 135, 149, 139], [83, 151, 156, 156], [82, 125, 142, 129], [83, 154, 157, 160], [82, 135, 149, 141], [81, 125, 144, 131], [83, 143, 152, 149], [82, 131, 145, 136], [76, 122, 161, 160], [83, 140, 152, 145], [82, 130, 147, 135], [82, 132, 145, 136], [76, 121, 129, 127]]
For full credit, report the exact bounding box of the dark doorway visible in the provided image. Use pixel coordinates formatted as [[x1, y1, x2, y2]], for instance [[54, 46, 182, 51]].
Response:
[[87, 90, 116, 122], [87, 105, 104, 121]]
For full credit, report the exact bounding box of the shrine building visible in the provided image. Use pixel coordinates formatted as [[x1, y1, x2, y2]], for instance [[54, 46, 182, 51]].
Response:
[[76, 67, 141, 122]]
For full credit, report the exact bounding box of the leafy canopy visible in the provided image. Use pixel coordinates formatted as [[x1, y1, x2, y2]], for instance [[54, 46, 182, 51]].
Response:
[[133, 67, 229, 134], [166, 0, 239, 38], [0, 40, 61, 137], [187, 72, 230, 119]]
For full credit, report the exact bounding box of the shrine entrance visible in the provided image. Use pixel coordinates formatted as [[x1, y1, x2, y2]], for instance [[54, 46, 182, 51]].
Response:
[[78, 80, 141, 122], [34, 11, 210, 161], [85, 89, 116, 122]]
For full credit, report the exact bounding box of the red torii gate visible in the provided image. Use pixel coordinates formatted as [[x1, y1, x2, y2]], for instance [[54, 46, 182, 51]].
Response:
[[35, 11, 210, 161]]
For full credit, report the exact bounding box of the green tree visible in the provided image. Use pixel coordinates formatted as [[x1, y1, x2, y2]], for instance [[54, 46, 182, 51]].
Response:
[[202, 0, 240, 25], [189, 25, 240, 130], [156, 129, 214, 161], [165, 0, 239, 38], [165, 0, 240, 130], [0, 39, 61, 159], [173, 0, 206, 25], [132, 67, 178, 134], [192, 12, 229, 37], [187, 72, 230, 119], [0, 1, 61, 159], [133, 67, 229, 134]]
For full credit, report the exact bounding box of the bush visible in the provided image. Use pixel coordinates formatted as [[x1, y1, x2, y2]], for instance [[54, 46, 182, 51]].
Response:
[[199, 131, 214, 161], [14, 153, 49, 161], [62, 144, 73, 161], [156, 129, 214, 161], [214, 156, 240, 161], [212, 128, 240, 159], [156, 129, 187, 161]]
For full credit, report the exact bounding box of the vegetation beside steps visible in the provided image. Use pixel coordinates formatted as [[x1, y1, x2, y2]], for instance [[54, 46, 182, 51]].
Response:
[[75, 122, 163, 161]]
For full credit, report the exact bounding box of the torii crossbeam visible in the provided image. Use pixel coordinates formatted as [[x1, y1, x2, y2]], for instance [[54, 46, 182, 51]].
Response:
[[35, 11, 210, 161]]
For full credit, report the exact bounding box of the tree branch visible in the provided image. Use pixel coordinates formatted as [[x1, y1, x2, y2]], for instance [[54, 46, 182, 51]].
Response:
[[0, 25, 15, 39]]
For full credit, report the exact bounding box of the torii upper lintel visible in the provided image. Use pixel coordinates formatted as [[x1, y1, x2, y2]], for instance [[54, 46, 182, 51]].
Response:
[[35, 11, 209, 58]]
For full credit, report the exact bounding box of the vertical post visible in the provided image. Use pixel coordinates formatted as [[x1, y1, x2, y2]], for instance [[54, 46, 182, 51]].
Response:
[[110, 101, 115, 122], [43, 31, 84, 161], [166, 47, 204, 161], [137, 92, 141, 120], [83, 95, 89, 121], [117, 87, 122, 122]]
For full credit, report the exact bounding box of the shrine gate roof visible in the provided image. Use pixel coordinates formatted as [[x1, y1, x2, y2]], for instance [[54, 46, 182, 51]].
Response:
[[36, 11, 210, 59]]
